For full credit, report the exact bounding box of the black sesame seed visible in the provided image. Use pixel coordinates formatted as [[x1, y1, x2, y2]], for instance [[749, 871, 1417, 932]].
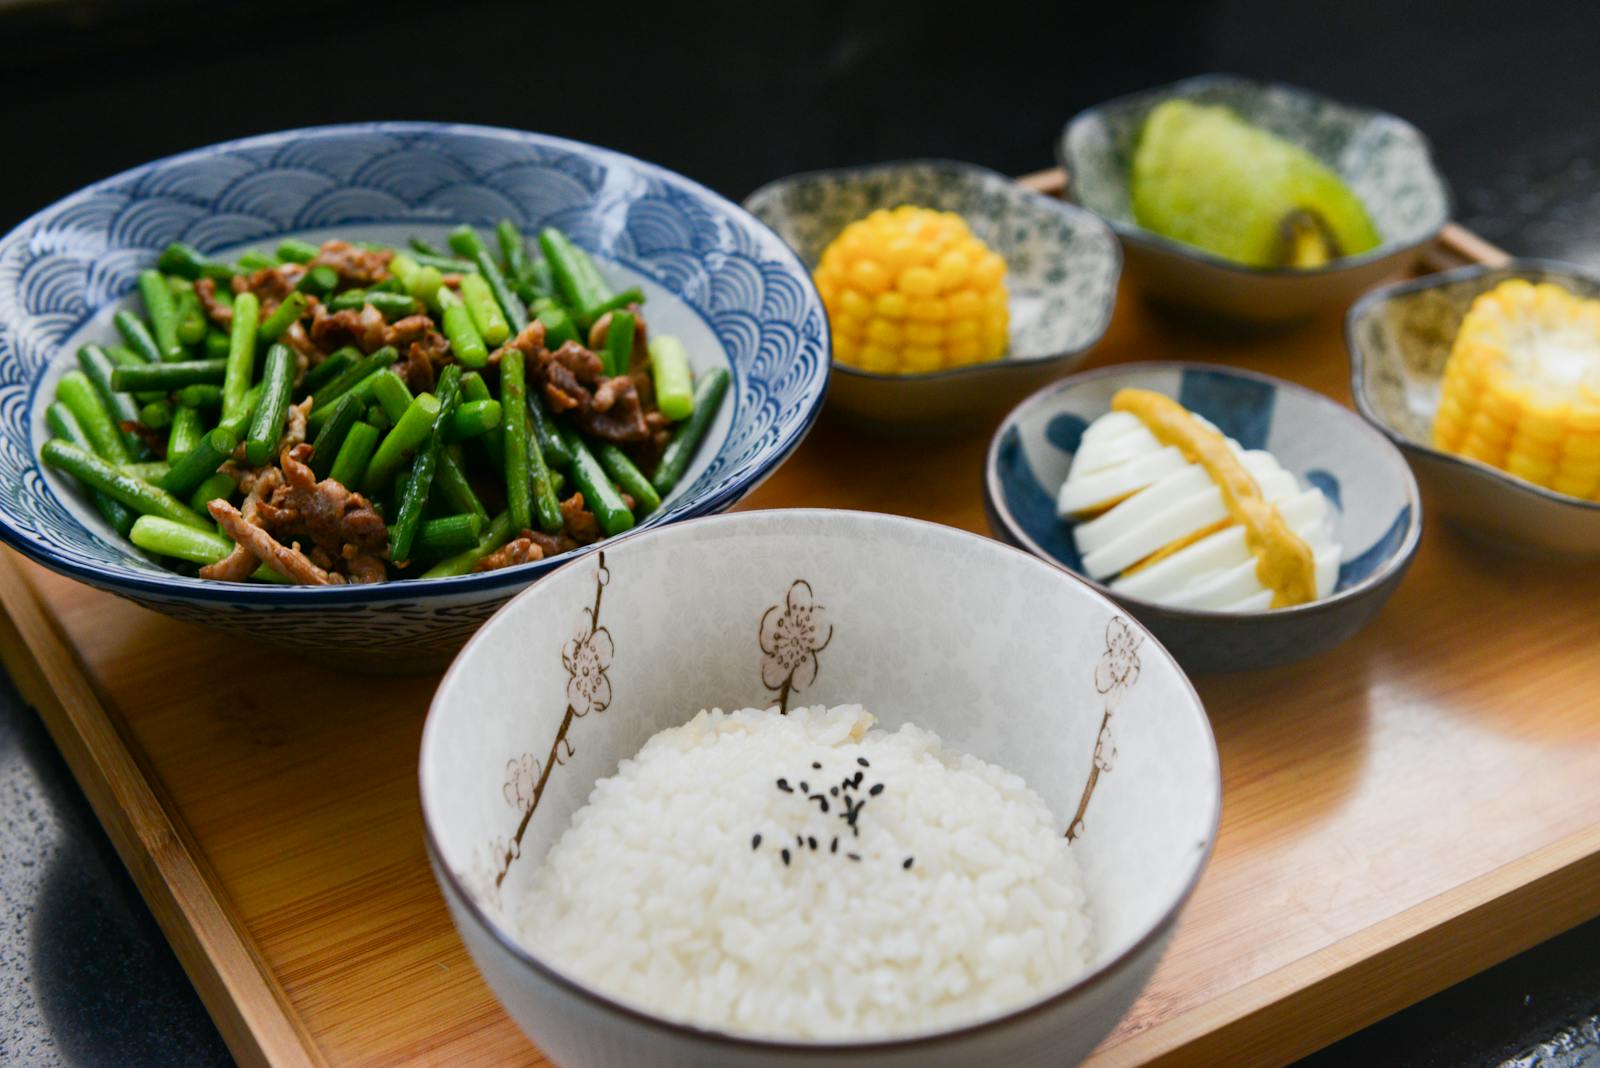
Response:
[[853, 771, 864, 787], [812, 761, 822, 770], [781, 849, 791, 866], [829, 786, 839, 797], [815, 797, 830, 814], [869, 783, 884, 797], [903, 857, 914, 870], [830, 837, 839, 853], [847, 852, 861, 861], [857, 757, 870, 767], [752, 834, 762, 850], [776, 778, 792, 793], [808, 836, 817, 850], [799, 781, 809, 793], [796, 834, 805, 846]]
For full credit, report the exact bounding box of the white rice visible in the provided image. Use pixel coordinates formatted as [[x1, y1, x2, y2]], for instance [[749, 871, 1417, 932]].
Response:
[[519, 704, 1093, 1040]]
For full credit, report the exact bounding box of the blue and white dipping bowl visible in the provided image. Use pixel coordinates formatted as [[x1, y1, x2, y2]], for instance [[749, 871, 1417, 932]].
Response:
[[0, 123, 830, 665], [985, 363, 1422, 673]]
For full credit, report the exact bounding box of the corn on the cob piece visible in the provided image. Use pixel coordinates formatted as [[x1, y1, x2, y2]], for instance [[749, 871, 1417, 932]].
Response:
[[813, 206, 1009, 375], [1432, 280, 1600, 500]]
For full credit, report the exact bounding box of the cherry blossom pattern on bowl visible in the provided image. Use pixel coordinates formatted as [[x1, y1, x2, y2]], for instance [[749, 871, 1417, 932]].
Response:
[[422, 508, 1219, 1066]]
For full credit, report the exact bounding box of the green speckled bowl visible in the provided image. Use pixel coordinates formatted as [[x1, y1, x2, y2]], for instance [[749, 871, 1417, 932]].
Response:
[[1347, 260, 1600, 557], [1060, 75, 1451, 325], [746, 160, 1121, 432]]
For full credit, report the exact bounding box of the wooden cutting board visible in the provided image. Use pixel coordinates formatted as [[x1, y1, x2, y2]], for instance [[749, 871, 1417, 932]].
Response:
[[2, 179, 1597, 1068]]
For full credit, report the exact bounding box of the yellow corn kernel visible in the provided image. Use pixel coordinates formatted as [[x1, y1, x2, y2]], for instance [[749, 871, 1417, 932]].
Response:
[[935, 250, 971, 292], [1432, 279, 1600, 497], [947, 317, 980, 341], [899, 266, 939, 298], [831, 312, 865, 339], [866, 319, 902, 346], [849, 259, 890, 296], [858, 343, 898, 374], [813, 206, 1009, 375], [837, 288, 871, 320], [947, 289, 982, 319]]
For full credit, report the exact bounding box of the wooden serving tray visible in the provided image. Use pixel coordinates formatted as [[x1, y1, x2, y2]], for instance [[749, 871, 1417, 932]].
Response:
[[4, 170, 1597, 1068]]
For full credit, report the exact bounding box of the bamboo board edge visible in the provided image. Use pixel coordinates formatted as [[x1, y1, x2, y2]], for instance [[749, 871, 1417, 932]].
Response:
[[1088, 823, 1600, 1067], [0, 548, 326, 1068]]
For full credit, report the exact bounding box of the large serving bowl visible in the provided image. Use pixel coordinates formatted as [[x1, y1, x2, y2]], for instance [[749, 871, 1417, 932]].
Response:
[[985, 363, 1422, 673], [1060, 74, 1451, 325], [746, 160, 1121, 431], [1347, 260, 1600, 557], [0, 123, 829, 663], [421, 509, 1219, 1067]]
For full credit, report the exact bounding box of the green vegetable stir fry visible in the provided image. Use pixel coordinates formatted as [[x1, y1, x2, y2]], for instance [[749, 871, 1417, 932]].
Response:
[[40, 223, 729, 585]]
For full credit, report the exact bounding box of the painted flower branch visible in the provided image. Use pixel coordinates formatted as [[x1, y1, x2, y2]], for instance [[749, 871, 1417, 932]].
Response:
[[1067, 616, 1140, 842], [493, 553, 612, 889]]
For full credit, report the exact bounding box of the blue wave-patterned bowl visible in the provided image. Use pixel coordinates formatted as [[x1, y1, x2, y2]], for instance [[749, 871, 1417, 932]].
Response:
[[984, 362, 1421, 673], [0, 123, 829, 664]]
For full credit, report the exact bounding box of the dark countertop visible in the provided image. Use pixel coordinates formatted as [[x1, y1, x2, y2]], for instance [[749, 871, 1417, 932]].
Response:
[[1, 2, 1597, 1065]]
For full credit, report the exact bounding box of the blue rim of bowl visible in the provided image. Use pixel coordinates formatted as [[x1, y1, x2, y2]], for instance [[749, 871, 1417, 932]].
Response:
[[0, 121, 831, 605], [420, 506, 1221, 1054], [1346, 258, 1600, 513], [1058, 73, 1454, 279], [744, 158, 1123, 383], [984, 360, 1424, 621]]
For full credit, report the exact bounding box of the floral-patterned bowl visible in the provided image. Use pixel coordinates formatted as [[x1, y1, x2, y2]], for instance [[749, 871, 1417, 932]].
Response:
[[1347, 260, 1600, 557], [745, 160, 1121, 431], [0, 123, 829, 665], [421, 509, 1219, 1066], [1059, 74, 1451, 325], [984, 363, 1422, 674]]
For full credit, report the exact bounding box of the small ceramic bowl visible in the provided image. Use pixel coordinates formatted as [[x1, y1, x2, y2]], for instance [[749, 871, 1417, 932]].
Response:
[[1059, 74, 1451, 325], [1347, 260, 1600, 557], [0, 123, 830, 664], [745, 160, 1121, 431], [422, 509, 1219, 1067], [984, 363, 1422, 674]]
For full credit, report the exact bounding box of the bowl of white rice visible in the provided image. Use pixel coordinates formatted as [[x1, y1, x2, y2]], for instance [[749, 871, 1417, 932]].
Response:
[[421, 509, 1220, 1066]]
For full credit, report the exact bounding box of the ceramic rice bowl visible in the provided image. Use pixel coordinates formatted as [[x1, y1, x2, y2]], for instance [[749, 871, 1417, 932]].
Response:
[[421, 508, 1219, 1066]]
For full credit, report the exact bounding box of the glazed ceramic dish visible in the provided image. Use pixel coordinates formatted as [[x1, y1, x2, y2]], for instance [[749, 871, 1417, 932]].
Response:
[[1060, 74, 1451, 325], [421, 509, 1219, 1067], [985, 363, 1421, 673], [0, 123, 829, 663], [1347, 260, 1600, 557], [745, 160, 1120, 430]]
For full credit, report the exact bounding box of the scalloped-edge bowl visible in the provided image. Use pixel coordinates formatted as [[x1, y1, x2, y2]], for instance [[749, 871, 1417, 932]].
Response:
[[421, 508, 1219, 1066], [1060, 74, 1451, 325], [0, 123, 830, 665], [984, 362, 1422, 674], [1347, 260, 1600, 557], [745, 160, 1121, 431]]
